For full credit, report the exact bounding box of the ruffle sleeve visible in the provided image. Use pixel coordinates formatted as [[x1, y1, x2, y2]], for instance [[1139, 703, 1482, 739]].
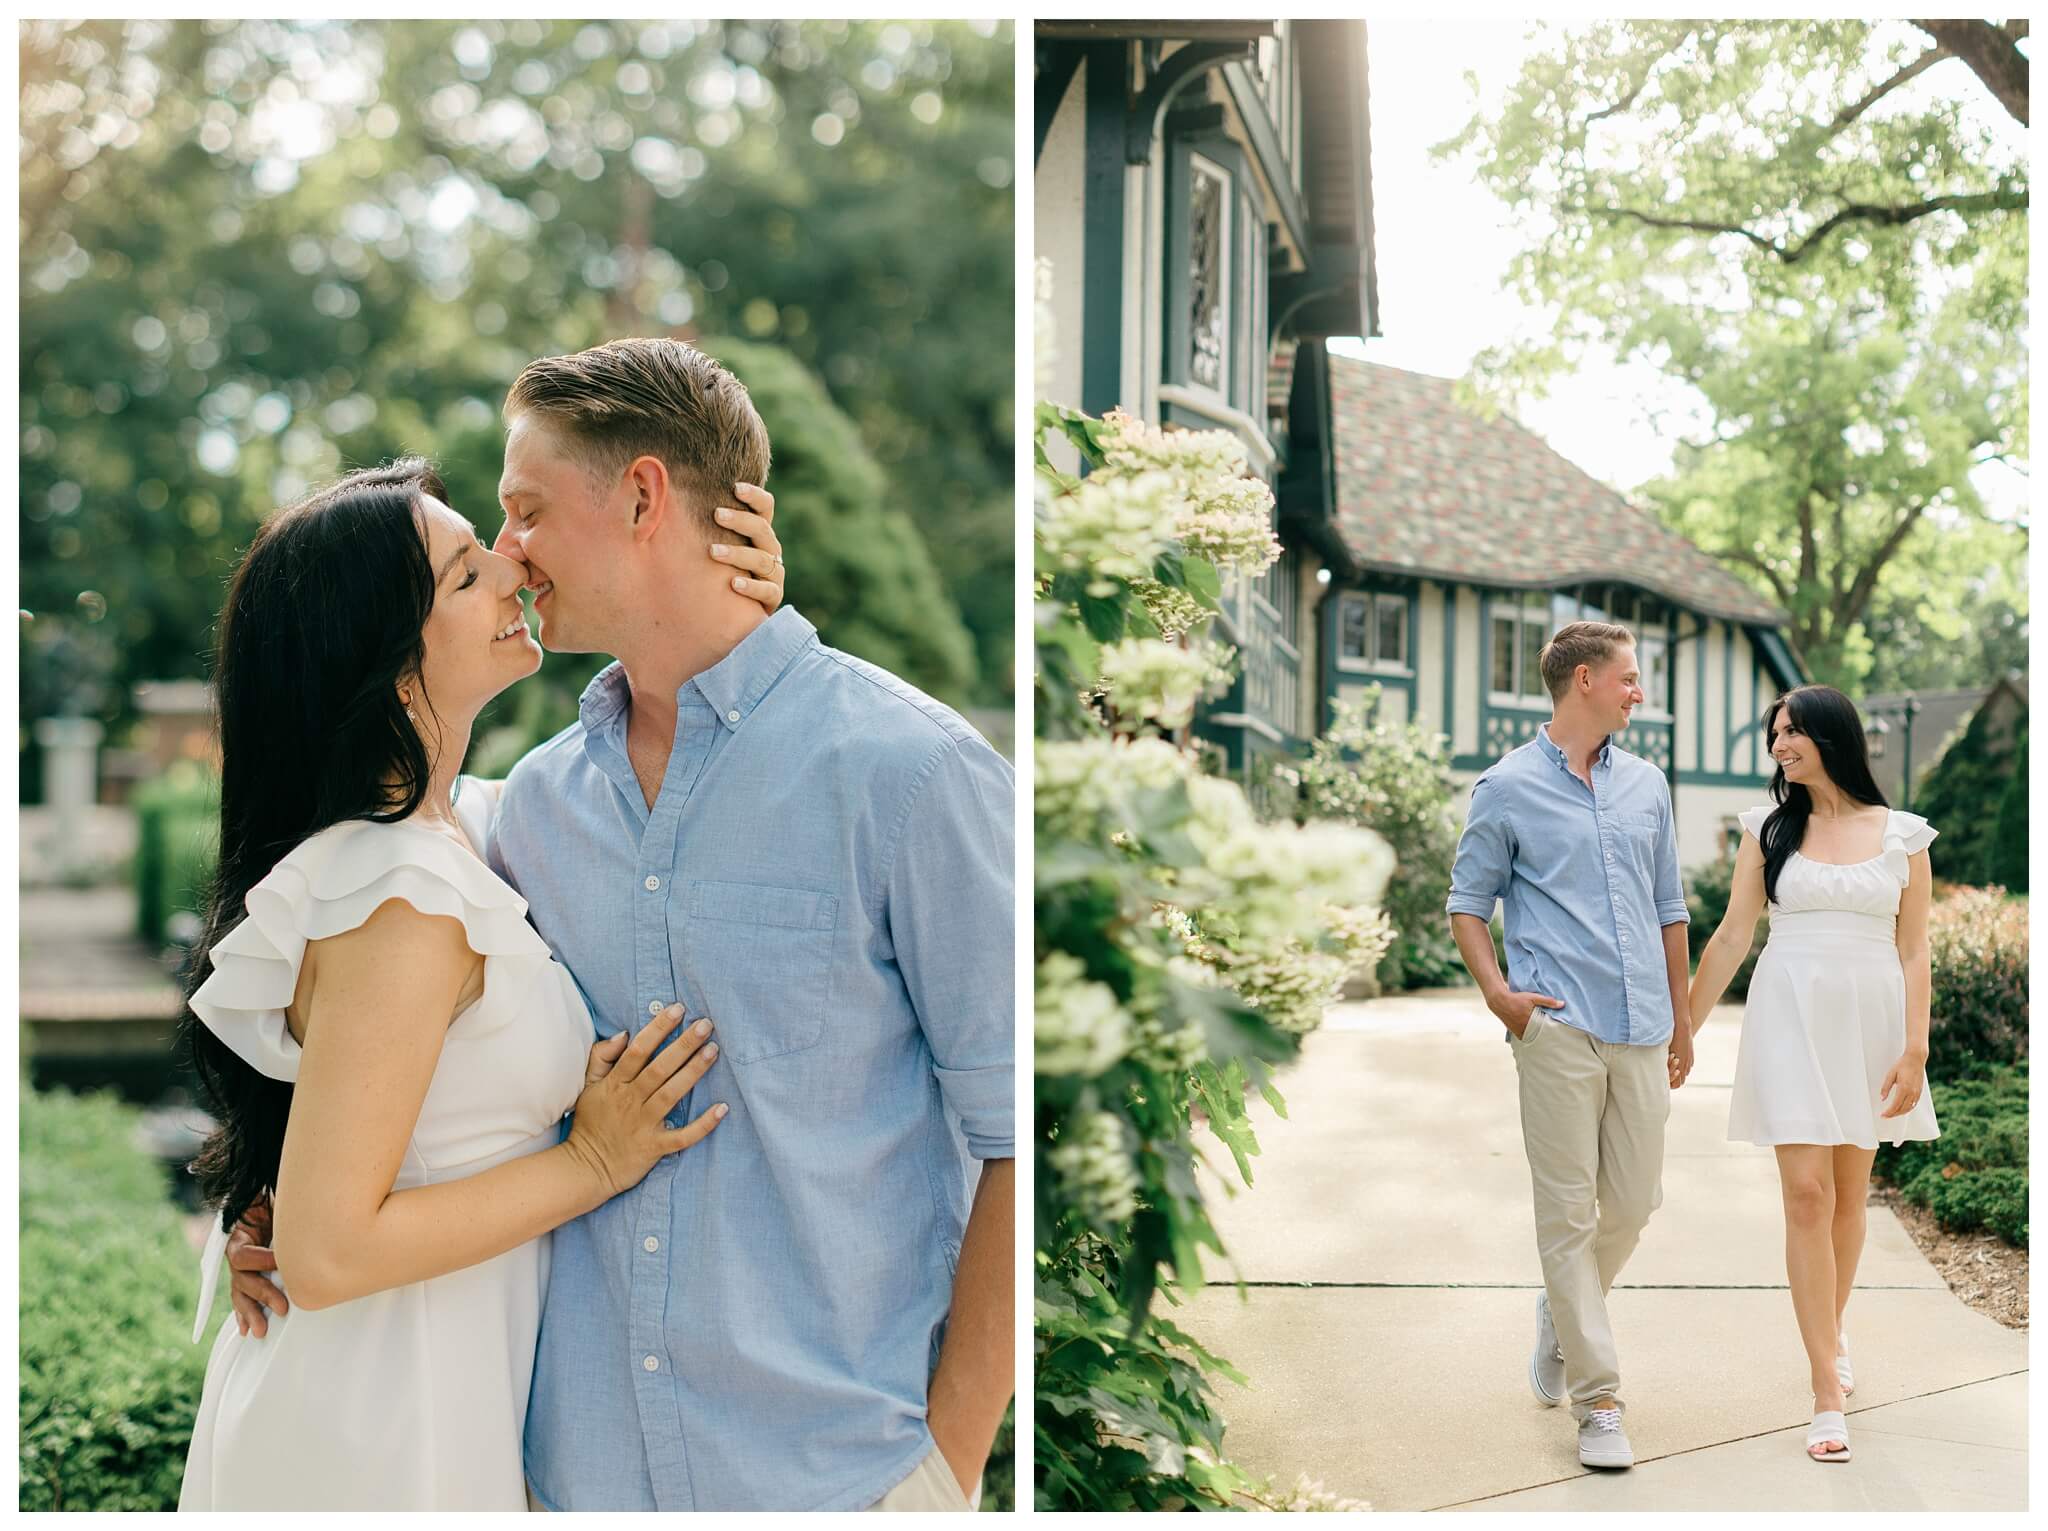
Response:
[[1736, 804, 1774, 842], [1882, 810, 1939, 885], [185, 818, 550, 1340]]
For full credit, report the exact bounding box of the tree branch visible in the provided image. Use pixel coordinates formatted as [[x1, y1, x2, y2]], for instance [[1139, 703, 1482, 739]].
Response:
[[1913, 19, 2029, 124], [1841, 502, 1932, 621], [1830, 45, 1951, 131], [1592, 189, 2029, 262], [1721, 548, 1796, 608]]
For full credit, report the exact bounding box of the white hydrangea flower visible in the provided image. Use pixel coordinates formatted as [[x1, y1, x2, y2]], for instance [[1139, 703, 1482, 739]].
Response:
[[1095, 408, 1280, 575], [1035, 950, 1133, 1077], [1037, 470, 1179, 582], [1050, 1110, 1140, 1231], [1098, 638, 1235, 731], [1035, 734, 1197, 843], [1130, 578, 1211, 641]]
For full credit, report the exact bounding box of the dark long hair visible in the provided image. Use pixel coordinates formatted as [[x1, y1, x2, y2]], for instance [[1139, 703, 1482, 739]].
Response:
[[1755, 684, 1888, 904], [179, 459, 446, 1233]]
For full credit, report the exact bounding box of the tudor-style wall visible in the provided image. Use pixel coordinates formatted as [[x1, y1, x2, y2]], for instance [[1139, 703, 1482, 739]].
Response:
[[1323, 580, 1787, 869]]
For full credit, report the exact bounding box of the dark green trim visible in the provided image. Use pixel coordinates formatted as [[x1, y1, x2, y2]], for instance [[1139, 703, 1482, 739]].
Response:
[[1695, 615, 1708, 775], [1721, 617, 1733, 775], [1081, 43, 1128, 418], [1035, 40, 1082, 164], [1219, 60, 1310, 257], [1442, 583, 1456, 752]]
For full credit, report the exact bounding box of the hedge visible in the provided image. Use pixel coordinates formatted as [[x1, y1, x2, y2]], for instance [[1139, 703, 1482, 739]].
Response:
[[20, 1084, 220, 1510], [1923, 887, 2028, 1085], [1874, 1062, 2028, 1247]]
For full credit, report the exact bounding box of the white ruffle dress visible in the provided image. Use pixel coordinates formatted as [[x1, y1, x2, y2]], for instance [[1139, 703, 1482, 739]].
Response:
[[178, 779, 590, 1510], [1726, 806, 1942, 1150]]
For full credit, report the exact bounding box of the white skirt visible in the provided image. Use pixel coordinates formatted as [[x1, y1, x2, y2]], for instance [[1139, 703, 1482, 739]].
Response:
[[1728, 913, 1941, 1150]]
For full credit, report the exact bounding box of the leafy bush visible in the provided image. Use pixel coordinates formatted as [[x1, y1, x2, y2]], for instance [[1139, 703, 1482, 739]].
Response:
[[131, 763, 218, 947], [1289, 691, 1465, 991], [1874, 1062, 2027, 1247], [1925, 887, 2029, 1084], [1685, 852, 1765, 999], [1033, 396, 1393, 1509], [20, 1085, 221, 1510]]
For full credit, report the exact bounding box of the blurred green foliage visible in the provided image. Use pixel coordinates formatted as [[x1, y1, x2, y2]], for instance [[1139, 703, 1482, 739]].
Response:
[[131, 761, 219, 945], [20, 1085, 226, 1510], [21, 18, 1014, 785]]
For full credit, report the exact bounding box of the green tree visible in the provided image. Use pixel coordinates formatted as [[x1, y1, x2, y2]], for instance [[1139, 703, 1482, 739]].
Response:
[[1988, 721, 2028, 892], [1914, 701, 2024, 886], [20, 19, 1012, 794], [1440, 20, 2029, 693]]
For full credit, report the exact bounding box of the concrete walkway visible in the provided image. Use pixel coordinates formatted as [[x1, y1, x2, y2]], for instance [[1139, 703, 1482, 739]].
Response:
[[1178, 991, 2028, 1511]]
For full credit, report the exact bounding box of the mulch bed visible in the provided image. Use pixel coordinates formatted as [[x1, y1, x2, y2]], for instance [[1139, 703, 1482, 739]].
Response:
[[1871, 1181, 2028, 1329]]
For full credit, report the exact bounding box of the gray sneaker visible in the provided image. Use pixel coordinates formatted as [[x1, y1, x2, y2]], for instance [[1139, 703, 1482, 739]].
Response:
[[1577, 1406, 1633, 1469], [1528, 1292, 1565, 1406]]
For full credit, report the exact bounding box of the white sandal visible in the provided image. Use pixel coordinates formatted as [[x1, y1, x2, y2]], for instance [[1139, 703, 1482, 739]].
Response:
[[1807, 1409, 1851, 1463], [1835, 1333, 1853, 1396]]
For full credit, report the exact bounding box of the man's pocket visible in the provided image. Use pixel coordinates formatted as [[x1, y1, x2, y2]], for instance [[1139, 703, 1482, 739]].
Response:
[[867, 1446, 978, 1513]]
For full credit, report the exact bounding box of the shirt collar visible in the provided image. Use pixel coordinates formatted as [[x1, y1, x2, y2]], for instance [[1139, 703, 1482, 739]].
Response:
[[573, 607, 819, 739], [1537, 722, 1612, 772], [687, 606, 817, 729]]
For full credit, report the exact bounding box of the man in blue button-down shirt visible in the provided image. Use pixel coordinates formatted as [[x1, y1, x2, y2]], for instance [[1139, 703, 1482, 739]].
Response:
[[486, 340, 1014, 1511], [1446, 622, 1691, 1472]]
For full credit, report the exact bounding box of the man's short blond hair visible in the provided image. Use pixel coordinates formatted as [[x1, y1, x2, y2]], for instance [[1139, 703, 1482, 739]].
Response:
[[504, 338, 771, 536], [1539, 621, 1636, 700]]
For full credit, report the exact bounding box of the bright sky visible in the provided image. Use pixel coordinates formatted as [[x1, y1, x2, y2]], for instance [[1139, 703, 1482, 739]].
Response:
[[1331, 19, 2029, 522]]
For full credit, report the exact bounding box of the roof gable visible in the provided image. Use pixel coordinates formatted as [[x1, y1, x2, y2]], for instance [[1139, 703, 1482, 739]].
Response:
[[1326, 356, 1787, 626]]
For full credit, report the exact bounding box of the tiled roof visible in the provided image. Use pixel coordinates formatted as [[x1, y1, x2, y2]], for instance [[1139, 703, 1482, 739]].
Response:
[[1326, 356, 1787, 626]]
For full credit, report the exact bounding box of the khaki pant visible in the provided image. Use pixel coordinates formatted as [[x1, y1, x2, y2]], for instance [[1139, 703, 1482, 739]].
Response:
[[525, 1448, 978, 1513], [868, 1447, 980, 1512], [1510, 1009, 1670, 1421]]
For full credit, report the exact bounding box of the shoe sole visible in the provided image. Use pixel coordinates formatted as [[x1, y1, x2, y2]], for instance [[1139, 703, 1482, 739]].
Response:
[[1528, 1347, 1563, 1406], [1579, 1450, 1634, 1470]]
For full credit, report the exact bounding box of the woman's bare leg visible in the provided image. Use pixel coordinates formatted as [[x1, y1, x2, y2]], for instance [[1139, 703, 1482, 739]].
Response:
[[1774, 1144, 1847, 1456], [1830, 1144, 1878, 1343]]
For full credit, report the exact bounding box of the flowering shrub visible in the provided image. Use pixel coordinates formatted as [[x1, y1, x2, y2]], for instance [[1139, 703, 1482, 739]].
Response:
[[1034, 392, 1391, 1510], [1925, 887, 2029, 1084], [1287, 692, 1463, 990]]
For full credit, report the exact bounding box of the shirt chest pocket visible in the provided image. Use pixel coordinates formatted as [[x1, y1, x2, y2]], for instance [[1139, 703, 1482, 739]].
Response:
[[676, 880, 839, 1064], [1606, 811, 1661, 873]]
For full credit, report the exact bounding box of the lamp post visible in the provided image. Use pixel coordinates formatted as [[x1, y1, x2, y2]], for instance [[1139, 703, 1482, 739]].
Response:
[[1864, 695, 1922, 809]]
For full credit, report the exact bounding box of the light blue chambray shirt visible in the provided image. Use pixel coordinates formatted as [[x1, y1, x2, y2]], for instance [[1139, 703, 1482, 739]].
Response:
[[487, 607, 1015, 1512], [1445, 725, 1688, 1048]]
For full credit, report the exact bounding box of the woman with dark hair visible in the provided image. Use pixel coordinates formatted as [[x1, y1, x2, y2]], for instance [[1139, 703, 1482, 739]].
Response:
[[175, 459, 784, 1508], [1685, 683, 1940, 1466]]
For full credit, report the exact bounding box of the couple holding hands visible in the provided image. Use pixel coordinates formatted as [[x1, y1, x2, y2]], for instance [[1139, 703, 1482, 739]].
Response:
[[1449, 621, 1940, 1472]]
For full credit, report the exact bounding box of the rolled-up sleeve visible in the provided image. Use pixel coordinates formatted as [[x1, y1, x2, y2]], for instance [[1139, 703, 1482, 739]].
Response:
[[885, 736, 1016, 1160], [1654, 781, 1689, 926], [1446, 777, 1513, 921]]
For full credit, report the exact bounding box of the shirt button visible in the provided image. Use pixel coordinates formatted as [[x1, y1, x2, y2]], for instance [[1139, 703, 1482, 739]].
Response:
[[726, 709, 740, 723], [642, 1355, 660, 1373], [643, 1236, 660, 1253], [644, 875, 661, 892], [648, 999, 663, 1016]]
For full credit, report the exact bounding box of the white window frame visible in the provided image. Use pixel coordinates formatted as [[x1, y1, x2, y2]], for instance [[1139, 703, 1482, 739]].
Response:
[[1186, 151, 1233, 404], [1634, 624, 1673, 720], [1335, 590, 1413, 676], [1488, 602, 1552, 708]]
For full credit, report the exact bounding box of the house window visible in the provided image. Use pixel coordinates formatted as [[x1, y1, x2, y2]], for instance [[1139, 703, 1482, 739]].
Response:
[[1186, 154, 1232, 396], [1572, 584, 1672, 715], [1336, 590, 1409, 671], [1490, 602, 1551, 704]]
